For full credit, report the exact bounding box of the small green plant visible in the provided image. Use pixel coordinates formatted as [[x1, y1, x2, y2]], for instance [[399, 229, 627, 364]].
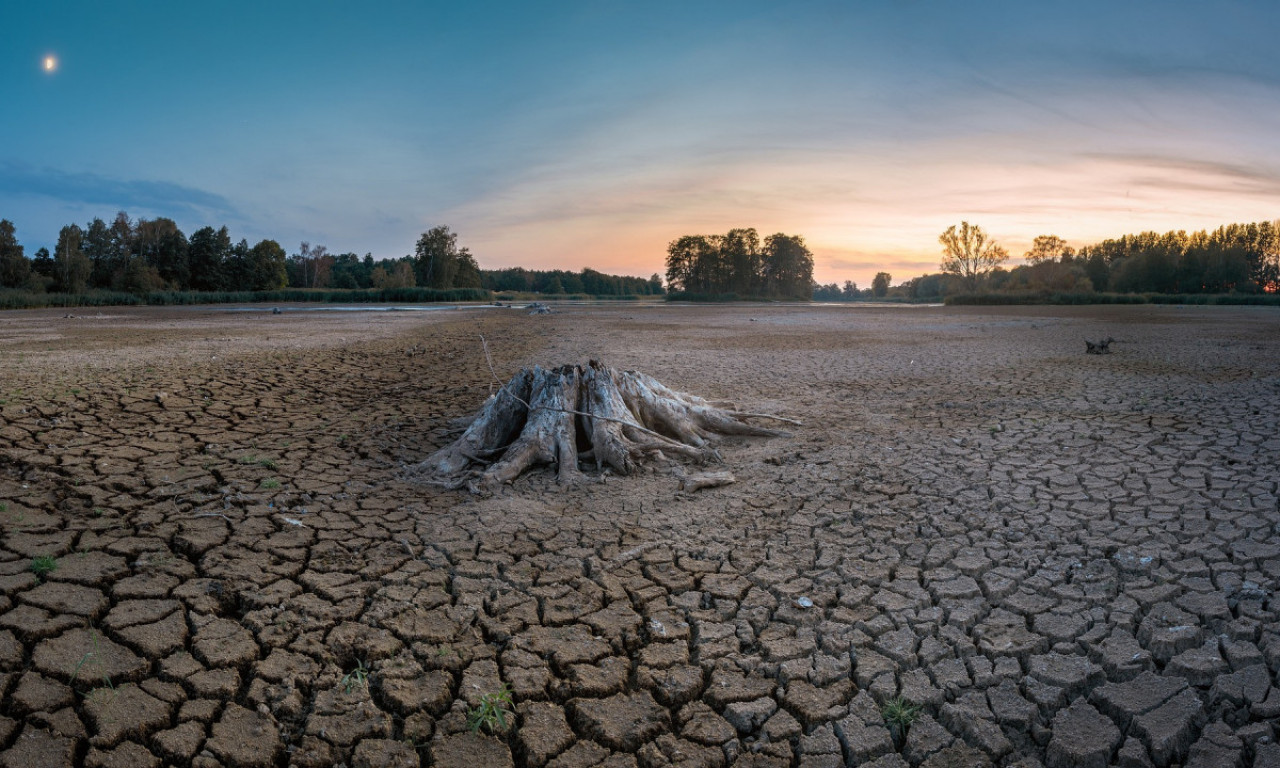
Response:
[[467, 685, 514, 735], [261, 478, 281, 490], [883, 696, 921, 732], [0, 502, 7, 513], [30, 555, 58, 579], [342, 659, 370, 693], [70, 631, 115, 692], [257, 457, 278, 470]]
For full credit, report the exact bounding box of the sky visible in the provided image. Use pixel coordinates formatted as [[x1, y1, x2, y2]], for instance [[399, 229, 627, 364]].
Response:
[[3, 1, 1279, 287]]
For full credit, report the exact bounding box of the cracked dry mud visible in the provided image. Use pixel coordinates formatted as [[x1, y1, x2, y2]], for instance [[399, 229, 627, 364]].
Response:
[[0, 303, 1277, 768]]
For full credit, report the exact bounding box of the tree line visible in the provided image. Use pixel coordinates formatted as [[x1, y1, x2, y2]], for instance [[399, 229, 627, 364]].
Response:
[[0, 217, 662, 298], [0, 213, 291, 294], [665, 228, 814, 299], [887, 220, 1280, 301], [483, 267, 663, 296]]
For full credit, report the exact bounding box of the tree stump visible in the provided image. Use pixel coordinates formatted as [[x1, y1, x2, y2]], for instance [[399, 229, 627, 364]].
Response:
[[411, 360, 795, 493]]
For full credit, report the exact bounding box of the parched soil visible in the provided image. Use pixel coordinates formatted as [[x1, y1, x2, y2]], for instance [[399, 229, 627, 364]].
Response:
[[0, 302, 1277, 768]]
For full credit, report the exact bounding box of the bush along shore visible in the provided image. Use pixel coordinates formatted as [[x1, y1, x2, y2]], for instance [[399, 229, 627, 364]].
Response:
[[944, 291, 1280, 306]]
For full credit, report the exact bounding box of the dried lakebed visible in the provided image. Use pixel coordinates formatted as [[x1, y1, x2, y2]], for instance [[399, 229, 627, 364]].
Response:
[[0, 303, 1277, 768]]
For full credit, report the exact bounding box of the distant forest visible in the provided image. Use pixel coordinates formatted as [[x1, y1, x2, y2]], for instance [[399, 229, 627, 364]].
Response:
[[0, 215, 663, 299], [664, 228, 815, 299], [3, 212, 1278, 306], [815, 220, 1280, 302]]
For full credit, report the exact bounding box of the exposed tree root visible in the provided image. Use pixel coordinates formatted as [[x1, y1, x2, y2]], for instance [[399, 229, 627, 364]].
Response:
[[410, 360, 795, 493]]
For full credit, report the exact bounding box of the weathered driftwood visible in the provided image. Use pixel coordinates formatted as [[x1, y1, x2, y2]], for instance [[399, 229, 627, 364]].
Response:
[[412, 360, 795, 493], [679, 470, 736, 492], [1085, 336, 1114, 355]]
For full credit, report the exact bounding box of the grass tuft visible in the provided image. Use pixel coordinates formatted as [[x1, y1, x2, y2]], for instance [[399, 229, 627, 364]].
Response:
[[30, 555, 58, 579], [467, 685, 514, 734], [341, 659, 370, 694], [883, 696, 922, 730]]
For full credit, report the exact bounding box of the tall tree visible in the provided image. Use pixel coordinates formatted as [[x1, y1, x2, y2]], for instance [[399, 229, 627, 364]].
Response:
[[82, 217, 114, 288], [223, 239, 252, 290], [188, 226, 233, 291], [665, 235, 717, 293], [872, 272, 891, 297], [760, 233, 814, 299], [290, 241, 333, 289], [1024, 235, 1074, 264], [32, 247, 55, 278], [0, 219, 30, 289], [248, 240, 288, 290], [722, 228, 761, 295], [939, 222, 1008, 291], [135, 217, 189, 289], [54, 224, 91, 293], [414, 226, 479, 289]]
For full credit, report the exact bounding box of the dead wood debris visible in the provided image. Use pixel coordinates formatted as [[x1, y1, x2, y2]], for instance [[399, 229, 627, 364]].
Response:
[[409, 360, 796, 493]]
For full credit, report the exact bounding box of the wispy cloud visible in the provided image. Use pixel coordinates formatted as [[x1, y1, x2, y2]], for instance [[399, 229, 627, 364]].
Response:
[[0, 162, 241, 222]]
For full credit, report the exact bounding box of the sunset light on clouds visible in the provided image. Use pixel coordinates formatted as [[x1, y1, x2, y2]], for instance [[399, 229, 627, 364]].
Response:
[[3, 1, 1278, 287]]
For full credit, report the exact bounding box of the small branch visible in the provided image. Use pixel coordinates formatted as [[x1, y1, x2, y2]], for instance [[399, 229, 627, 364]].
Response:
[[728, 411, 803, 426]]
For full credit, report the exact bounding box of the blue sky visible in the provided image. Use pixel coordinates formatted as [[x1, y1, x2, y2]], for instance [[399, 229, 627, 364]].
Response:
[[3, 1, 1278, 286]]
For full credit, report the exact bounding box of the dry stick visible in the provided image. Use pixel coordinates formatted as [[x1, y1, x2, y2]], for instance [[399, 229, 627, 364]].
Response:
[[477, 335, 795, 440], [724, 410, 802, 426]]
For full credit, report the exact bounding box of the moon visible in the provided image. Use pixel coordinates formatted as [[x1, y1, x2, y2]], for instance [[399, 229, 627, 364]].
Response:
[[43, 55, 57, 72]]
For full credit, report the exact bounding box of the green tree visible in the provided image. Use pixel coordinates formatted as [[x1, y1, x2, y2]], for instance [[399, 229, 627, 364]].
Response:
[[81, 211, 134, 289], [54, 224, 91, 293], [248, 239, 288, 290], [761, 233, 814, 299], [116, 255, 164, 294], [189, 226, 233, 291], [289, 241, 334, 288], [134, 217, 189, 289], [32, 247, 55, 278], [0, 219, 31, 289], [1024, 235, 1074, 264], [665, 235, 719, 293], [414, 225, 479, 289], [453, 247, 481, 289], [939, 222, 1008, 291], [82, 217, 114, 288], [872, 271, 891, 297], [722, 228, 761, 295]]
